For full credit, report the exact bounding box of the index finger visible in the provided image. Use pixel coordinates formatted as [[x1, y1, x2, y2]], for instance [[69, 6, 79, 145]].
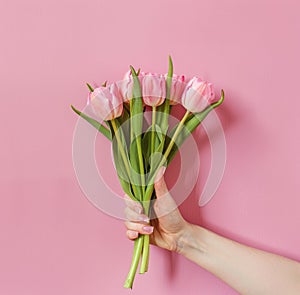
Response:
[[124, 194, 143, 214]]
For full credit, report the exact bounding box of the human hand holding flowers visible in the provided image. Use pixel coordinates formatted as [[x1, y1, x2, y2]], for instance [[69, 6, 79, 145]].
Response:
[[125, 167, 191, 253], [71, 56, 224, 288]]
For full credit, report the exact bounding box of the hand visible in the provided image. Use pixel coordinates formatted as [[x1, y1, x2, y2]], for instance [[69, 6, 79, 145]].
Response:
[[124, 168, 191, 252]]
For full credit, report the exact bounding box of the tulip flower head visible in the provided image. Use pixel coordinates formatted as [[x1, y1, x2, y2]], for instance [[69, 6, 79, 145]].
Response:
[[119, 70, 134, 103], [88, 82, 123, 121], [142, 73, 166, 107], [181, 77, 215, 113], [166, 74, 185, 105]]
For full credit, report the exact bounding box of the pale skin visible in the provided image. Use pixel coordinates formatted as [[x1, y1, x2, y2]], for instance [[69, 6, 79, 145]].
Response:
[[124, 170, 300, 295]]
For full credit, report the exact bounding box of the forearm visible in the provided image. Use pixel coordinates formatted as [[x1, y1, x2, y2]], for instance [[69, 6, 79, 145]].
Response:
[[177, 224, 300, 295]]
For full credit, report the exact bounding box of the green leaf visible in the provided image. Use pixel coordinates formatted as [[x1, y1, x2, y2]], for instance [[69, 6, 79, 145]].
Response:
[[108, 120, 137, 200], [111, 132, 132, 196], [70, 105, 112, 141], [142, 126, 153, 170], [156, 56, 173, 129], [129, 65, 145, 199], [129, 137, 140, 174], [129, 65, 143, 138], [167, 55, 174, 85], [129, 137, 142, 198], [117, 108, 130, 149], [142, 124, 165, 184], [142, 132, 151, 170], [86, 83, 94, 92]]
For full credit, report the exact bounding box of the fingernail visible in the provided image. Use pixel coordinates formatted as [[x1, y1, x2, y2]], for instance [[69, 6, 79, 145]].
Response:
[[132, 231, 138, 238], [134, 206, 142, 214], [137, 215, 149, 223], [142, 226, 154, 234]]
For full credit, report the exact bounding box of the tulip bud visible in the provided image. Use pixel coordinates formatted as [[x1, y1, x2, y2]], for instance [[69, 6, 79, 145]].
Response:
[[88, 83, 123, 121], [142, 73, 166, 107], [181, 77, 215, 113]]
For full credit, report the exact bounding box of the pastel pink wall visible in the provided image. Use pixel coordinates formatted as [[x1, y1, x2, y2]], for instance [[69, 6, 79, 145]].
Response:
[[1, 0, 300, 294]]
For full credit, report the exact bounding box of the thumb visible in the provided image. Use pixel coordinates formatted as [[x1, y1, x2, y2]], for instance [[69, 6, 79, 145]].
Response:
[[154, 166, 167, 199], [153, 167, 178, 217]]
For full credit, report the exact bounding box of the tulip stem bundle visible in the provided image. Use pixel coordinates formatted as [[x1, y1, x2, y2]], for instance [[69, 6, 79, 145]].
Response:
[[71, 56, 225, 289], [139, 104, 157, 274]]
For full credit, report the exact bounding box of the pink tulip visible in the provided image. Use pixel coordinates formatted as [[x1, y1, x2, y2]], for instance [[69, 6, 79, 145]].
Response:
[[142, 73, 166, 107], [165, 74, 185, 105], [181, 77, 215, 113], [88, 82, 123, 120], [119, 70, 146, 103], [119, 70, 133, 103]]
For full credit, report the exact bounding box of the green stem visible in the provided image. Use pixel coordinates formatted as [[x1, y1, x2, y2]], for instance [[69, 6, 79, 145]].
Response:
[[164, 110, 190, 160], [151, 106, 156, 156], [140, 234, 150, 273], [123, 236, 144, 289]]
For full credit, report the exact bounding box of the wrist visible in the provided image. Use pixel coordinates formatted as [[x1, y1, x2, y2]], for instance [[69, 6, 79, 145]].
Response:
[[175, 223, 208, 257]]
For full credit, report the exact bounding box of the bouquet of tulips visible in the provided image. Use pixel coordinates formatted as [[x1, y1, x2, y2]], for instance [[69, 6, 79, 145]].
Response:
[[71, 56, 224, 288]]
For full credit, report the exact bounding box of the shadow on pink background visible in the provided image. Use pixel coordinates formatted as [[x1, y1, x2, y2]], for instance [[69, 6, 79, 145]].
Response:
[[1, 0, 300, 294]]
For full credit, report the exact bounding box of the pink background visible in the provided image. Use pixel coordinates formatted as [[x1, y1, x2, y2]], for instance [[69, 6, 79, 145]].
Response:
[[1, 0, 300, 294]]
